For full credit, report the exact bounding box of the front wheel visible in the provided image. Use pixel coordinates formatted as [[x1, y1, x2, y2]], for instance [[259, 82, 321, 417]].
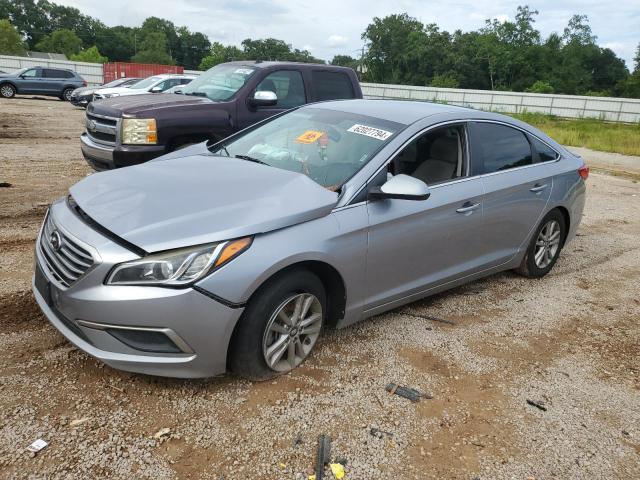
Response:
[[0, 84, 16, 98], [62, 88, 74, 101], [516, 209, 566, 278], [228, 270, 326, 380]]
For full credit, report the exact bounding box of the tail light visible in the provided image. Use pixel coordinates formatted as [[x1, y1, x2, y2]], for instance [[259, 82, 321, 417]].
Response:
[[578, 164, 589, 180], [82, 80, 87, 87]]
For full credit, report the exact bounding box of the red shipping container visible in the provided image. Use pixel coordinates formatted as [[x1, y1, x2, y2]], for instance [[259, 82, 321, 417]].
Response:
[[103, 62, 184, 83]]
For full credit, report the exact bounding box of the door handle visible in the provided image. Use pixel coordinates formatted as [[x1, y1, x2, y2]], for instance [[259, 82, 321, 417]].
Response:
[[529, 183, 548, 193], [456, 202, 480, 214]]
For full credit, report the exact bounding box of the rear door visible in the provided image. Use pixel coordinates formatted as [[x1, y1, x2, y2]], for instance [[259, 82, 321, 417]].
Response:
[[42, 69, 66, 94], [470, 121, 553, 267], [237, 69, 307, 129], [309, 70, 356, 101]]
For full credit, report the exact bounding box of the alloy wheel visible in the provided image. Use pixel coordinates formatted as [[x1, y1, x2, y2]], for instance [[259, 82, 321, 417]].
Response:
[[0, 85, 14, 98], [63, 89, 73, 101], [534, 219, 561, 269], [262, 293, 323, 372]]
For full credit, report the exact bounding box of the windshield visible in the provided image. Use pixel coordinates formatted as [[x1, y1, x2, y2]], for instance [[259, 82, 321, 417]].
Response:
[[181, 64, 256, 101], [102, 78, 128, 88], [210, 107, 403, 190], [129, 76, 162, 90]]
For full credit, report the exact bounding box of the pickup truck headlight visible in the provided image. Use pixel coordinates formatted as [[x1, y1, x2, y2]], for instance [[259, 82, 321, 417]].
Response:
[[121, 118, 157, 145], [106, 237, 252, 286]]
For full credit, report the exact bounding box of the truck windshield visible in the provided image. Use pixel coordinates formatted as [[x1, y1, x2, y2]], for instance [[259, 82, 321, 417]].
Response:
[[181, 64, 256, 101], [210, 107, 403, 190]]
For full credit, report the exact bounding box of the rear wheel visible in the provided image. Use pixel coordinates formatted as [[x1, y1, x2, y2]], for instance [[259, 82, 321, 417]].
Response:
[[229, 270, 326, 380], [62, 88, 74, 101], [516, 209, 566, 278], [0, 83, 16, 99]]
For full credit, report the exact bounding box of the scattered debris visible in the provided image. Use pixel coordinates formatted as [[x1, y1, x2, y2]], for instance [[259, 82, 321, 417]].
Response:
[[373, 393, 384, 408], [153, 427, 171, 439], [293, 433, 304, 447], [104, 382, 125, 393], [315, 435, 331, 480], [400, 312, 457, 325], [622, 430, 630, 437], [0, 182, 11, 188], [386, 383, 433, 402], [471, 441, 485, 448], [26, 439, 48, 453], [370, 427, 393, 438], [69, 417, 90, 427], [526, 399, 547, 411], [329, 463, 345, 479]]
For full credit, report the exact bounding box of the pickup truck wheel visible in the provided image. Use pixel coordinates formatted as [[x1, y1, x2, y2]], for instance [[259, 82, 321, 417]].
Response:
[[0, 84, 16, 99], [228, 270, 326, 381], [62, 88, 74, 102]]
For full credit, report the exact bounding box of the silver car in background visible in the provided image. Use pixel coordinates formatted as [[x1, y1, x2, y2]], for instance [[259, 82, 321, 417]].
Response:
[[32, 100, 587, 379]]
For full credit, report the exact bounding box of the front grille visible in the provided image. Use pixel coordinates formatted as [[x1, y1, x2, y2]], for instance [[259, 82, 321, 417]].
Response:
[[39, 213, 95, 288], [85, 112, 118, 145]]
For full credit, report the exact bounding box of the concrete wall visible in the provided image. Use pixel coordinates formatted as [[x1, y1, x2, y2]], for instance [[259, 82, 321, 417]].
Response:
[[0, 55, 104, 86], [361, 82, 640, 123]]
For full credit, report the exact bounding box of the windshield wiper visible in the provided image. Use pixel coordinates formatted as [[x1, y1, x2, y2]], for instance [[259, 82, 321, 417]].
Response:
[[235, 154, 269, 166], [184, 91, 207, 97]]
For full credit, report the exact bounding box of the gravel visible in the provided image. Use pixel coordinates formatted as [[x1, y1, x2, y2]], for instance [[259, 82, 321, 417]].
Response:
[[0, 97, 638, 479]]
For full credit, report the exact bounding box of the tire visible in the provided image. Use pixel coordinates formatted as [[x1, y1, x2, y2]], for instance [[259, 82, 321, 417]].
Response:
[[0, 83, 16, 99], [228, 269, 326, 381], [516, 209, 566, 278], [62, 88, 74, 101]]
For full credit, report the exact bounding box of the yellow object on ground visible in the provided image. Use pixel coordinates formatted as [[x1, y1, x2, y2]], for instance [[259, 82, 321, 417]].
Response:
[[330, 463, 346, 479]]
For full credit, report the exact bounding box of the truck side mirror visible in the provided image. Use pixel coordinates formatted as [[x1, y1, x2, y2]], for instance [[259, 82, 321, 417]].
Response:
[[249, 90, 277, 107]]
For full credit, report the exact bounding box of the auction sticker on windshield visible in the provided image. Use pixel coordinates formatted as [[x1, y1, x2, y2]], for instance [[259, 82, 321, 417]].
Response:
[[347, 124, 393, 141], [296, 130, 325, 144]]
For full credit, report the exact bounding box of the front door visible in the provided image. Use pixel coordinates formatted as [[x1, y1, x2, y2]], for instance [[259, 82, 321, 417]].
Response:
[[365, 124, 486, 311], [236, 70, 307, 130], [17, 68, 42, 94]]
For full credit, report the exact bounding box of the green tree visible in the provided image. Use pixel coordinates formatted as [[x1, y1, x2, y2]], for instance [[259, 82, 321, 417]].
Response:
[[70, 45, 107, 63], [361, 13, 424, 83], [131, 31, 174, 65], [176, 27, 210, 70], [331, 54, 358, 69], [35, 28, 82, 56], [525, 80, 554, 93], [199, 42, 245, 69], [0, 19, 26, 55], [430, 74, 459, 88]]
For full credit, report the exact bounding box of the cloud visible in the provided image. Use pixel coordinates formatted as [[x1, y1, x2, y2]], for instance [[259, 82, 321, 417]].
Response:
[[327, 35, 348, 47]]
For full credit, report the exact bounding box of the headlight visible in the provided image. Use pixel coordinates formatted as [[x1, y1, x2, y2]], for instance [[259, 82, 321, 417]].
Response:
[[121, 118, 157, 145], [106, 237, 252, 286], [103, 93, 119, 98]]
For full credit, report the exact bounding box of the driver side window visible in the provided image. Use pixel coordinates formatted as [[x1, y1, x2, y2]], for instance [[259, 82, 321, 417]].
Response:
[[256, 70, 306, 109], [22, 68, 40, 78], [389, 125, 467, 185]]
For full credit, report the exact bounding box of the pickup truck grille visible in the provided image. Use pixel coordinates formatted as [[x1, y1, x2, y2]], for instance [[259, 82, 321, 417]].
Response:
[[86, 112, 118, 145], [39, 213, 95, 288]]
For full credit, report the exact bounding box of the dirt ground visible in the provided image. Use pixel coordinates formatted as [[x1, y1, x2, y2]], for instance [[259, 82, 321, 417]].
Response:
[[0, 96, 638, 479]]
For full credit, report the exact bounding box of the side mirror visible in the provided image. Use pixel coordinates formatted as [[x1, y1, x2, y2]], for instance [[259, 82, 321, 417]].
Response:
[[249, 90, 277, 107], [368, 174, 431, 201], [150, 86, 163, 93]]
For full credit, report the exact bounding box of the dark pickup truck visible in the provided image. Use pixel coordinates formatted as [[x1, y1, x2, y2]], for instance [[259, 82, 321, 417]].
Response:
[[81, 61, 362, 170]]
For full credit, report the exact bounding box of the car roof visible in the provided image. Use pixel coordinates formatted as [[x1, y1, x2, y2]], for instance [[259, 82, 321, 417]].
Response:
[[222, 60, 353, 71], [309, 99, 479, 125]]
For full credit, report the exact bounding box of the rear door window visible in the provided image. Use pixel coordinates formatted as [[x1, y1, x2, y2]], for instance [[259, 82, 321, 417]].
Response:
[[530, 137, 559, 162], [256, 70, 306, 109], [43, 69, 64, 79], [311, 71, 355, 101], [471, 123, 533, 174]]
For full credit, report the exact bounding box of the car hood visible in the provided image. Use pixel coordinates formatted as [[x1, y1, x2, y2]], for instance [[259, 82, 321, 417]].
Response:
[[69, 154, 339, 252], [96, 86, 141, 96], [89, 93, 214, 117]]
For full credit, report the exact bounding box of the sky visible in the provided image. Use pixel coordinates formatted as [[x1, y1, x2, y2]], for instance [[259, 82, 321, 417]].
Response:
[[57, 0, 639, 69]]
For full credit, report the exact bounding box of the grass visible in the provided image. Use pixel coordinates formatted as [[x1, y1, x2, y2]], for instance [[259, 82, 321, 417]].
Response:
[[510, 112, 640, 156]]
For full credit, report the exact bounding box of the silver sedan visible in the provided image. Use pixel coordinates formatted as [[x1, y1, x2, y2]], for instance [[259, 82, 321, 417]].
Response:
[[32, 100, 587, 379]]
